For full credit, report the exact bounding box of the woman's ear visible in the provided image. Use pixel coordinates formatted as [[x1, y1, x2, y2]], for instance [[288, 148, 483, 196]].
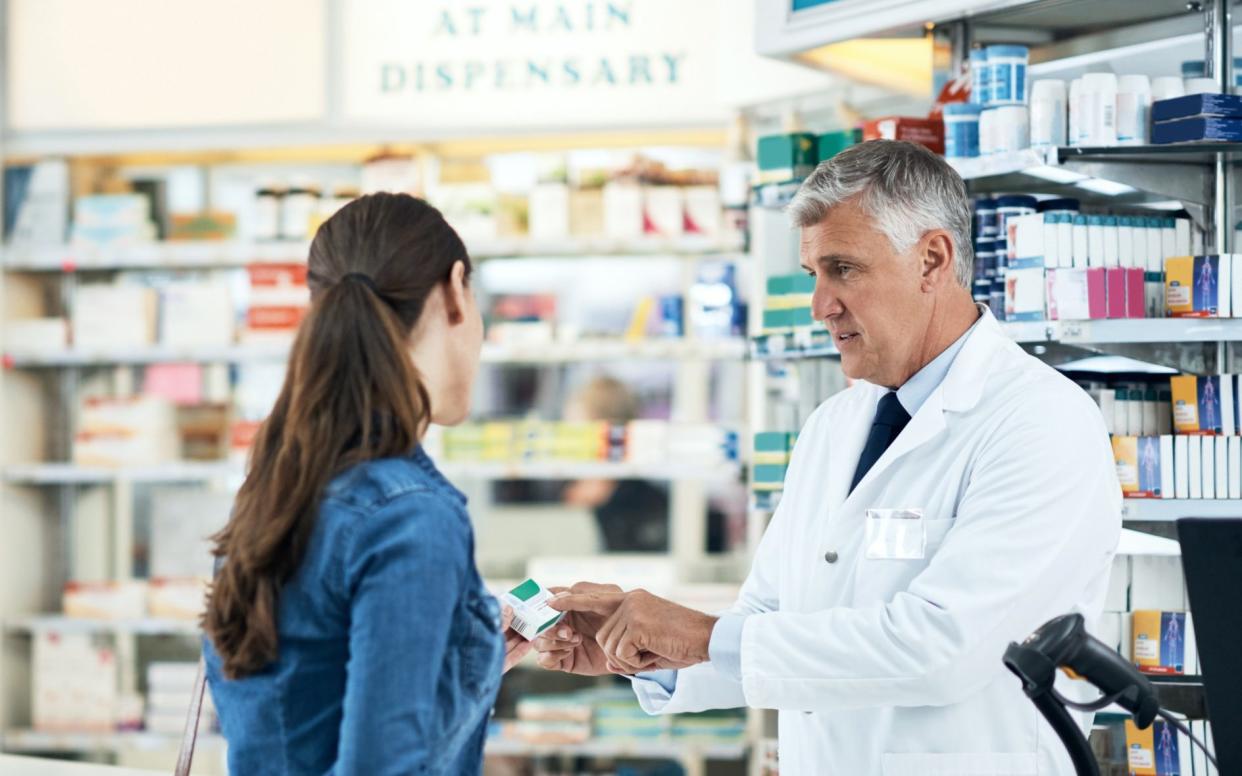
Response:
[[443, 261, 469, 325]]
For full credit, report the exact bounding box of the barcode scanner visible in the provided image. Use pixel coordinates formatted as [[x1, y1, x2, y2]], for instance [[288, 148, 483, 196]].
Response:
[[1004, 613, 1162, 776]]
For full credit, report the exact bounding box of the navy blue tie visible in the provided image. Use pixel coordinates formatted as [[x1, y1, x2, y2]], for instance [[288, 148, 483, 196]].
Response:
[[849, 392, 912, 493]]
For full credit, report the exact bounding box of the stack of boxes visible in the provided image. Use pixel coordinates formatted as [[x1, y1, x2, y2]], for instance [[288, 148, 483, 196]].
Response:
[[1165, 254, 1239, 317], [32, 632, 118, 732], [71, 194, 157, 249], [1108, 374, 1242, 500], [1152, 92, 1242, 144], [73, 395, 180, 467], [504, 687, 745, 747], [969, 195, 1239, 322], [243, 263, 309, 342], [752, 432, 796, 510], [753, 272, 835, 356], [69, 278, 235, 352], [438, 420, 738, 468], [760, 273, 817, 341], [753, 130, 857, 208], [144, 662, 216, 736], [1096, 550, 1204, 775]]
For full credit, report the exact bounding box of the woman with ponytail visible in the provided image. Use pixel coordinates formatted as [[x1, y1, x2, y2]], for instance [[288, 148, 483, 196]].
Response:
[[203, 193, 529, 774]]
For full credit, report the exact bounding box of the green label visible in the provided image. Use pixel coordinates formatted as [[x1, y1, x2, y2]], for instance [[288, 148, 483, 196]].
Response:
[[509, 578, 540, 602], [535, 614, 563, 634]]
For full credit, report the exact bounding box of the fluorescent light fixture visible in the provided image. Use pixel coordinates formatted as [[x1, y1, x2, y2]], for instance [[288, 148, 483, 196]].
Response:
[[1054, 355, 1177, 374], [1024, 164, 1089, 184], [1076, 178, 1137, 196], [1136, 200, 1189, 211]]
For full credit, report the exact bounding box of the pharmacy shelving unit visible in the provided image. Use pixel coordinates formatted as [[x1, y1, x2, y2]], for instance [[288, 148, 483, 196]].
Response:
[[3, 337, 748, 368], [0, 728, 745, 767], [2, 459, 744, 487], [746, 0, 1242, 770], [0, 235, 745, 272]]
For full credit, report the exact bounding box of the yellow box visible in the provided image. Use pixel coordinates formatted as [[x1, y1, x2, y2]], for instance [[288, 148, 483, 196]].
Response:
[[1125, 719, 1181, 775], [1132, 610, 1186, 675], [1165, 255, 1220, 318], [1164, 256, 1194, 316], [1125, 720, 1156, 776], [1112, 436, 1139, 495], [1169, 375, 1201, 434]]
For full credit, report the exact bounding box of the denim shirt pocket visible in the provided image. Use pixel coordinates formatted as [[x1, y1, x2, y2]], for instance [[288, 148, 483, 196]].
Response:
[[459, 587, 504, 700]]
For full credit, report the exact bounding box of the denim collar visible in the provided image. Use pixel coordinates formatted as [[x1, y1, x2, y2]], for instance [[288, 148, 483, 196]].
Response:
[[410, 444, 468, 507]]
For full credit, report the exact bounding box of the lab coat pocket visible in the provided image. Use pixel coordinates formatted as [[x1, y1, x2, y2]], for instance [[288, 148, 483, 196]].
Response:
[[852, 518, 955, 606], [882, 751, 1038, 775]]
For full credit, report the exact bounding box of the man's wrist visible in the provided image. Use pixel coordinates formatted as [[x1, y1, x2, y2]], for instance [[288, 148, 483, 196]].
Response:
[[691, 612, 719, 664]]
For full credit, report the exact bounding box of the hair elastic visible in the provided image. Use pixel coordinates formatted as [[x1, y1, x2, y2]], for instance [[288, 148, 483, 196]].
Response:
[[341, 272, 379, 293]]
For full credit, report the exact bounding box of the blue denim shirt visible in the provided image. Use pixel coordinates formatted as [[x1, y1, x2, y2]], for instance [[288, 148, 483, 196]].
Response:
[[204, 446, 503, 775]]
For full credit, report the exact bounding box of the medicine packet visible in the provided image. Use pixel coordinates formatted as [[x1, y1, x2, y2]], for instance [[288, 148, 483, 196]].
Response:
[[502, 578, 564, 641]]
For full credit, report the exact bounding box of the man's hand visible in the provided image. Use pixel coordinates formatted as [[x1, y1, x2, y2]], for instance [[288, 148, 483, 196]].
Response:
[[500, 605, 532, 673], [531, 582, 622, 676], [550, 589, 717, 675]]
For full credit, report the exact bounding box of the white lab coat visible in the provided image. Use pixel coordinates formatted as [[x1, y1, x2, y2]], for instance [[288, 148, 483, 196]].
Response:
[[635, 310, 1121, 775]]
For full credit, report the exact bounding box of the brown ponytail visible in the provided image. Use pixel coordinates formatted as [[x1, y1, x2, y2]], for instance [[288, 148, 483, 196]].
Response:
[[204, 193, 471, 679]]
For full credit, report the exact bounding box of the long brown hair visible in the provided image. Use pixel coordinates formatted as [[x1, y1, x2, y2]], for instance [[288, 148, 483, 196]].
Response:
[[204, 193, 471, 679]]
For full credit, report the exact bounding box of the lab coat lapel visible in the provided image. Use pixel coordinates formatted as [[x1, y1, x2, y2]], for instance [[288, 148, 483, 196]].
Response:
[[825, 384, 884, 512], [847, 391, 948, 498], [843, 309, 1004, 500]]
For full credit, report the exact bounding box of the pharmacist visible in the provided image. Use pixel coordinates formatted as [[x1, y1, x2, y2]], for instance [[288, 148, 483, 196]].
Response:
[[536, 139, 1122, 775]]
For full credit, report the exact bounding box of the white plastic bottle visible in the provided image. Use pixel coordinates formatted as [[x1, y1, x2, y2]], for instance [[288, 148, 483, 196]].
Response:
[[1030, 79, 1067, 148], [1083, 73, 1119, 146], [1151, 76, 1186, 101], [1117, 75, 1152, 146], [1068, 78, 1084, 147]]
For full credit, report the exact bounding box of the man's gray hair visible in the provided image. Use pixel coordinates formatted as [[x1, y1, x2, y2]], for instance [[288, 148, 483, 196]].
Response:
[[787, 140, 974, 289]]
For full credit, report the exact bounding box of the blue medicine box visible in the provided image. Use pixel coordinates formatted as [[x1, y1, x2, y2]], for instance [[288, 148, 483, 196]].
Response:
[[1152, 117, 1242, 144], [1151, 92, 1242, 123]]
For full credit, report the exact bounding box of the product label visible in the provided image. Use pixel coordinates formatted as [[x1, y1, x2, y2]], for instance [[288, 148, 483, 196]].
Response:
[[1172, 401, 1197, 429], [503, 578, 564, 641], [1129, 745, 1154, 769], [1166, 284, 1190, 308], [1135, 636, 1160, 661], [992, 64, 1012, 103], [1136, 436, 1162, 496]]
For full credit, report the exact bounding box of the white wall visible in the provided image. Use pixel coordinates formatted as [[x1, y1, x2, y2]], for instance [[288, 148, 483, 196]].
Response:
[[6, 0, 324, 130]]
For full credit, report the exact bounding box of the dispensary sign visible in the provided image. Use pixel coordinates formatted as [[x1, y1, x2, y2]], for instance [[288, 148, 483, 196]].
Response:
[[342, 0, 726, 129]]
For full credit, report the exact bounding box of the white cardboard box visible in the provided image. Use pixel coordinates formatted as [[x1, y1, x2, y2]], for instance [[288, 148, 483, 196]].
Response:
[[1160, 435, 1175, 500], [1203, 436, 1216, 498], [1174, 435, 1190, 498], [160, 283, 234, 347], [1188, 436, 1203, 499], [1130, 555, 1186, 611], [73, 284, 157, 348]]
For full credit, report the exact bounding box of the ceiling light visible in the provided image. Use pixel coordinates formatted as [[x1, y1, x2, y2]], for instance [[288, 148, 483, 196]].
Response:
[[1054, 355, 1176, 374], [1024, 164, 1089, 184], [1076, 178, 1137, 196]]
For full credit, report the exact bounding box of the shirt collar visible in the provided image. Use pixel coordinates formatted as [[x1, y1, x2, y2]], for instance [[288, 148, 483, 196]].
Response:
[[893, 306, 984, 417]]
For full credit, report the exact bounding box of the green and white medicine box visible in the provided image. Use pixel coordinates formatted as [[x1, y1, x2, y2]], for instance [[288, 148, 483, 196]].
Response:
[[503, 578, 564, 641], [756, 133, 817, 184]]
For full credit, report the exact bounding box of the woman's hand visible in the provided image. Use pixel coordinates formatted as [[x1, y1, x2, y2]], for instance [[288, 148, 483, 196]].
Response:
[[500, 605, 533, 673]]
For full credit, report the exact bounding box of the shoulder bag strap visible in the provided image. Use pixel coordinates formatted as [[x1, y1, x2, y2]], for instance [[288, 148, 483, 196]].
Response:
[[174, 655, 208, 776]]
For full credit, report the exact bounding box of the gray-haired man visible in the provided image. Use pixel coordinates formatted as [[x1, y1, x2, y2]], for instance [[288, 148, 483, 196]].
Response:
[[536, 140, 1120, 774]]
